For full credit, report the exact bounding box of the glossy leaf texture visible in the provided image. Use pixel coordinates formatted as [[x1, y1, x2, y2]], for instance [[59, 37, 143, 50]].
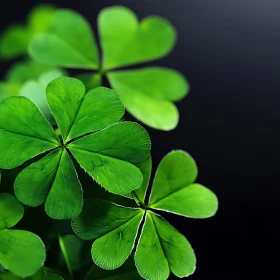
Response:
[[0, 193, 46, 277], [29, 6, 188, 131], [29, 10, 99, 69], [0, 4, 56, 60], [0, 77, 150, 219]]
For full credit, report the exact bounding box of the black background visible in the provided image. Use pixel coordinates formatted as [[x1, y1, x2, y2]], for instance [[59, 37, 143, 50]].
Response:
[[1, 0, 279, 279]]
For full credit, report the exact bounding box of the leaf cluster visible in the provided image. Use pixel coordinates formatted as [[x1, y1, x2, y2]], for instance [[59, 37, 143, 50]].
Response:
[[0, 4, 218, 280]]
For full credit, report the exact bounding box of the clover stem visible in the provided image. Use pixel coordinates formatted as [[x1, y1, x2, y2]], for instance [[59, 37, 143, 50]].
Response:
[[98, 68, 107, 75], [58, 233, 74, 280]]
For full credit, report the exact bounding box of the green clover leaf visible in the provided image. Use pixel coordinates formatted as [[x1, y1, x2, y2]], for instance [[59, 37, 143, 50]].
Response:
[[72, 151, 218, 280], [29, 6, 189, 130], [0, 193, 46, 277], [0, 5, 56, 60], [0, 60, 65, 122], [0, 76, 151, 219]]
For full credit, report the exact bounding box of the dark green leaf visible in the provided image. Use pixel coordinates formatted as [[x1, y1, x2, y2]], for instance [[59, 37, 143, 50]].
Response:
[[0, 193, 23, 230], [84, 256, 142, 280], [132, 154, 152, 204], [72, 199, 144, 270]]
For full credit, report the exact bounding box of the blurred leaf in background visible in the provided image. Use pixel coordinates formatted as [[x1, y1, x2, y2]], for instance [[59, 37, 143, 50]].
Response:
[[0, 60, 65, 122], [0, 5, 56, 60], [29, 7, 189, 130]]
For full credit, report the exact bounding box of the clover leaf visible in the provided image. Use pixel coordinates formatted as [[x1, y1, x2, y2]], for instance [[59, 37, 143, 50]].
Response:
[[0, 60, 65, 122], [0, 5, 56, 60], [0, 76, 151, 219], [0, 193, 46, 277], [29, 6, 189, 130], [72, 151, 218, 280]]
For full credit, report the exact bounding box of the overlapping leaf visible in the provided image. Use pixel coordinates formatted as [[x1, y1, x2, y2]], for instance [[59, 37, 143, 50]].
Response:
[[0, 60, 65, 121], [29, 6, 189, 130], [0, 76, 151, 219], [72, 151, 218, 280], [0, 193, 46, 277]]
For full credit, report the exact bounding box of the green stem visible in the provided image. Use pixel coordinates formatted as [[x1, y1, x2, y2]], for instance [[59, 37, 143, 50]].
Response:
[[58, 233, 74, 280]]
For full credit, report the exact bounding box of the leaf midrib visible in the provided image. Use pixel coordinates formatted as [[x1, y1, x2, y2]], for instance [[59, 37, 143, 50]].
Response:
[[46, 33, 97, 69], [98, 211, 143, 239], [0, 127, 59, 146], [150, 213, 170, 271]]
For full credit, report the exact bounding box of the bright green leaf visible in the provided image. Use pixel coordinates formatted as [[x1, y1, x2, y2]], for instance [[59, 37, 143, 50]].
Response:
[[108, 67, 188, 130], [44, 149, 83, 219], [0, 97, 60, 169], [148, 150, 218, 218], [20, 69, 65, 122], [0, 229, 45, 277], [14, 149, 83, 220], [0, 193, 23, 230], [46, 77, 124, 142], [151, 183, 218, 219], [149, 150, 198, 205], [98, 6, 176, 70], [84, 256, 142, 280], [14, 149, 62, 207], [68, 122, 151, 195], [29, 10, 99, 69], [135, 212, 196, 280], [132, 154, 152, 204], [0, 76, 151, 218], [72, 199, 144, 270]]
